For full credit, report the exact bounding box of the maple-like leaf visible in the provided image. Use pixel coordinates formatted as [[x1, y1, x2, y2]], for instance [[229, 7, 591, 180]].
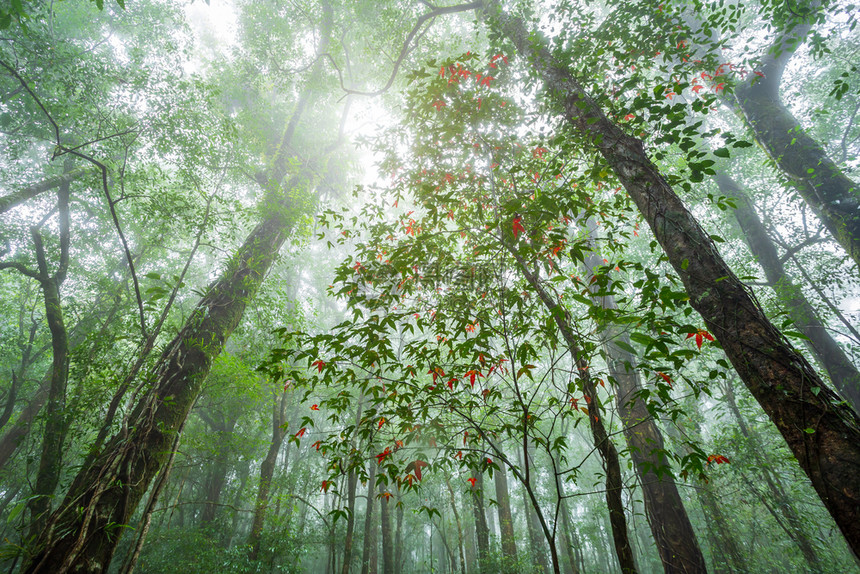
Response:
[[310, 404, 319, 411], [467, 477, 477, 487], [686, 329, 715, 349], [312, 359, 326, 372], [513, 216, 525, 239]]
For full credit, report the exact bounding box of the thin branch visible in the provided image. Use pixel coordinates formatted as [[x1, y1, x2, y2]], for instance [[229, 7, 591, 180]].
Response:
[[0, 58, 149, 338], [327, 2, 481, 97]]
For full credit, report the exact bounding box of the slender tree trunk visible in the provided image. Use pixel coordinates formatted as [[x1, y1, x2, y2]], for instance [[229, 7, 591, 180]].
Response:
[[483, 1, 860, 556], [553, 472, 579, 574], [342, 400, 365, 574], [583, 240, 707, 573], [360, 461, 378, 574], [249, 389, 289, 559], [516, 447, 551, 574], [26, 173, 72, 538], [506, 243, 635, 574], [493, 461, 518, 573], [379, 480, 394, 574], [395, 489, 404, 574], [715, 172, 860, 413], [470, 471, 490, 573], [199, 413, 238, 526], [445, 478, 467, 574]]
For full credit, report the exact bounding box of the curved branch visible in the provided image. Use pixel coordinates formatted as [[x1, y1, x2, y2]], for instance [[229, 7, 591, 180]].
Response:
[[328, 1, 481, 97]]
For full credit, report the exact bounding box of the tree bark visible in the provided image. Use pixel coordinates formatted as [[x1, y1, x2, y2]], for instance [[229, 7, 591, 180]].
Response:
[[715, 172, 860, 413], [25, 171, 72, 538], [379, 480, 394, 574], [470, 470, 491, 573], [722, 379, 825, 570], [493, 460, 518, 573], [19, 6, 334, 571], [249, 389, 289, 559], [730, 22, 860, 271], [482, 1, 860, 557], [360, 461, 378, 574], [516, 446, 552, 574], [583, 242, 707, 573]]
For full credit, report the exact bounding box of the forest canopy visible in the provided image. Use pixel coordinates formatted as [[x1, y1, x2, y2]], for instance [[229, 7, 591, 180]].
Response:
[[0, 0, 859, 573]]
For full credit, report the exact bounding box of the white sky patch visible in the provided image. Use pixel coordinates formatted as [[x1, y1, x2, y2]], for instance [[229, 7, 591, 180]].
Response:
[[183, 0, 239, 73]]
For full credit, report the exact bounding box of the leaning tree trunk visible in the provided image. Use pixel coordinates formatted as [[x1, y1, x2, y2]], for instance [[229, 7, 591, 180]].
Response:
[[19, 6, 334, 569], [715, 172, 860, 413], [482, 0, 860, 557], [730, 22, 860, 271], [583, 240, 708, 573]]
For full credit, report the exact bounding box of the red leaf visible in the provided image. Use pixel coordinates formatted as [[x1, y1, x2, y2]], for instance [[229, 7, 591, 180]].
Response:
[[322, 480, 330, 493], [414, 460, 428, 480], [312, 360, 326, 373], [311, 404, 319, 411], [375, 447, 392, 465], [295, 427, 307, 438], [378, 418, 385, 429], [513, 216, 525, 239], [657, 372, 672, 386], [467, 477, 477, 487], [312, 440, 322, 451]]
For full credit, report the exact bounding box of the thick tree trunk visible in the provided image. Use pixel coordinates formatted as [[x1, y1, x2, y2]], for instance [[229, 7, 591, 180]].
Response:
[[583, 244, 707, 573], [722, 379, 825, 570], [493, 461, 518, 573], [19, 6, 334, 570], [716, 172, 860, 413], [0, 165, 92, 215], [249, 389, 289, 559], [730, 21, 860, 270], [483, 1, 860, 557]]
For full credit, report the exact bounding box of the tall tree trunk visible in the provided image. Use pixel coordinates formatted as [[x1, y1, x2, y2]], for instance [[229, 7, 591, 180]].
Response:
[[493, 461, 518, 573], [25, 172, 72, 538], [360, 461, 378, 574], [379, 480, 394, 574], [470, 470, 491, 573], [395, 489, 404, 574], [553, 472, 579, 574], [715, 172, 860, 413], [249, 389, 289, 559], [198, 408, 238, 526], [482, 1, 860, 556], [516, 446, 551, 574], [730, 21, 860, 270], [342, 400, 365, 574], [445, 478, 467, 574], [506, 243, 635, 574], [19, 6, 335, 570], [722, 378, 825, 570], [583, 241, 707, 573]]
